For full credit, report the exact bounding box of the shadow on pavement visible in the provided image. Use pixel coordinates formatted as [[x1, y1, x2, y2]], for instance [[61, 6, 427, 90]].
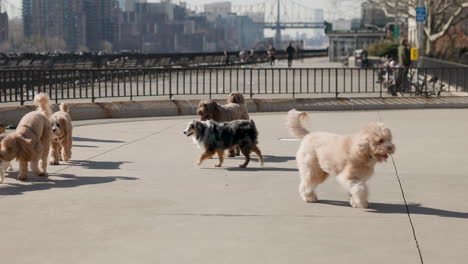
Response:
[[67, 160, 131, 170], [72, 137, 125, 143], [0, 173, 137, 196], [263, 155, 295, 163], [72, 144, 98, 148], [319, 200, 468, 219], [225, 167, 298, 172]]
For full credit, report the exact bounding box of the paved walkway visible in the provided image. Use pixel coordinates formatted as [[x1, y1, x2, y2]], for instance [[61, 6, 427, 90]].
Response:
[[1, 109, 468, 263]]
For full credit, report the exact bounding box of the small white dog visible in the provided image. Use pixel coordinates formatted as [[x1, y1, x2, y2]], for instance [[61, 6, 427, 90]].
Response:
[[0, 125, 11, 183], [287, 109, 396, 208]]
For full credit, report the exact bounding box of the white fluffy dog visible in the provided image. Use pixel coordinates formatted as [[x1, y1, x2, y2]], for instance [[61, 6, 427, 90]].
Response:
[[287, 109, 396, 208]]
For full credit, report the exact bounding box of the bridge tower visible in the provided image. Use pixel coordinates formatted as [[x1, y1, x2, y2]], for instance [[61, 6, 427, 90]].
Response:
[[274, 0, 281, 47]]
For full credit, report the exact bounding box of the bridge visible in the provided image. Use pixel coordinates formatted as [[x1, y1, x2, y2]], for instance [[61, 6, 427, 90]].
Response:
[[232, 0, 326, 46]]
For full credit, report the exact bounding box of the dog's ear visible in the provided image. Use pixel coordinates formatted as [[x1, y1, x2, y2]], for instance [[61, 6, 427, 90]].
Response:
[[356, 135, 371, 156], [195, 121, 204, 131], [15, 135, 34, 161]]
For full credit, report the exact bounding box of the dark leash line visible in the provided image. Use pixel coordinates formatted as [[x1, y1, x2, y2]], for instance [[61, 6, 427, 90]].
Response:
[[390, 154, 424, 264]]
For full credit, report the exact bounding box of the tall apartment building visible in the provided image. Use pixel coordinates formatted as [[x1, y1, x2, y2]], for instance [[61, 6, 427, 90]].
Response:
[[0, 2, 8, 43], [361, 1, 388, 29], [22, 0, 87, 50], [23, 0, 118, 51], [84, 0, 118, 50]]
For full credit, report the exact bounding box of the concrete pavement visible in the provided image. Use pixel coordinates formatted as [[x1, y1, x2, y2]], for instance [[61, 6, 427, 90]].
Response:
[[0, 109, 467, 263]]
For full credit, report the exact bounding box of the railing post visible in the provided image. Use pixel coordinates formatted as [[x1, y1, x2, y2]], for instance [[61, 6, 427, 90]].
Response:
[[55, 70, 58, 104], [250, 68, 253, 99], [130, 71, 133, 101], [91, 70, 95, 103], [19, 71, 25, 105], [335, 69, 339, 98]]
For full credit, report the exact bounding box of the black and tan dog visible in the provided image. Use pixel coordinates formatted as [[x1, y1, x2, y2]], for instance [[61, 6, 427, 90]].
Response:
[[183, 119, 264, 168]]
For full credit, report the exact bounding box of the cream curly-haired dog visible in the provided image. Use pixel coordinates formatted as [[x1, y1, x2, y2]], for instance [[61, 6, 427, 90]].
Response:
[[49, 102, 72, 165], [287, 109, 396, 208], [0, 93, 52, 181], [0, 125, 12, 183]]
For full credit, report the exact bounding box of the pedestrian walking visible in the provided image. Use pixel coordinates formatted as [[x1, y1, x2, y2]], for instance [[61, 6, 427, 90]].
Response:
[[286, 42, 296, 68], [267, 45, 276, 66]]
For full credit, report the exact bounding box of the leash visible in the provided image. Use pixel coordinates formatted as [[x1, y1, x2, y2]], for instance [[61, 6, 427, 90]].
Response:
[[390, 154, 424, 264]]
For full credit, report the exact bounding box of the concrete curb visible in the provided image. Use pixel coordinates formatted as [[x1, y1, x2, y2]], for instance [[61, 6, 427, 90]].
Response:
[[1, 97, 468, 126]]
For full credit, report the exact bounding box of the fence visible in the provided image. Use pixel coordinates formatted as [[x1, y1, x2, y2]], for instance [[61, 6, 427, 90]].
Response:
[[420, 57, 468, 92], [0, 49, 327, 70], [0, 67, 466, 104]]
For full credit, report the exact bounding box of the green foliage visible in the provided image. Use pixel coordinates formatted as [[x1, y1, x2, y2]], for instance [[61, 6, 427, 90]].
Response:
[[367, 40, 398, 58]]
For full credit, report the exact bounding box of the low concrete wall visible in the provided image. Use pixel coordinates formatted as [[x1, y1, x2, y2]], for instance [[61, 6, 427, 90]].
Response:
[[1, 97, 468, 126]]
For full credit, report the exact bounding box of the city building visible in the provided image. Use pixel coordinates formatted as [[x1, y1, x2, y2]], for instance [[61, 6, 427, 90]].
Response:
[[333, 19, 352, 31], [21, 0, 265, 53], [84, 0, 118, 51], [361, 0, 389, 29], [0, 3, 8, 43], [326, 30, 385, 62], [22, 0, 118, 51], [204, 2, 231, 18], [22, 0, 87, 50], [310, 9, 324, 23]]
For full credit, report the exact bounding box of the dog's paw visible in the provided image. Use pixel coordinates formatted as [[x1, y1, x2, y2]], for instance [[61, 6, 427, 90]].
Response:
[[18, 174, 28, 181], [301, 192, 318, 203], [63, 153, 71, 161], [38, 171, 47, 177], [350, 198, 368, 208], [49, 160, 59, 166], [214, 163, 222, 167], [238, 164, 247, 168]]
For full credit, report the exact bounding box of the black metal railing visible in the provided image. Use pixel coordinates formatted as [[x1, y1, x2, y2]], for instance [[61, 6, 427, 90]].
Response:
[[0, 49, 327, 70], [0, 67, 466, 104], [420, 57, 468, 92]]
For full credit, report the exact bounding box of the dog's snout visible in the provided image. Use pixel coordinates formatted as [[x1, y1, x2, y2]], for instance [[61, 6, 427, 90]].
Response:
[[387, 145, 395, 151], [52, 128, 57, 132]]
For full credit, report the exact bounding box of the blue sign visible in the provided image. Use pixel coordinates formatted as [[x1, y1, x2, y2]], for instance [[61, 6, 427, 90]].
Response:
[[416, 7, 426, 22]]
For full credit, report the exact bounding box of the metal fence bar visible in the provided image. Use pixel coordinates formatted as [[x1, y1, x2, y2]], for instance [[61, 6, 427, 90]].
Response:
[[0, 67, 465, 104]]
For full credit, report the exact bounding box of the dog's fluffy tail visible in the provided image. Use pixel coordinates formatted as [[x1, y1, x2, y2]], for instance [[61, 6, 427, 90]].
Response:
[[33, 93, 52, 117], [287, 109, 310, 139], [59, 102, 70, 113], [227, 92, 245, 105]]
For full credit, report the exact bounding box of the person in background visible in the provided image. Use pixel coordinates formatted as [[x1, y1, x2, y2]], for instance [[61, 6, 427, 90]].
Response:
[[286, 42, 296, 68], [267, 45, 276, 66], [396, 39, 411, 93], [223, 50, 229, 65], [398, 39, 411, 68]]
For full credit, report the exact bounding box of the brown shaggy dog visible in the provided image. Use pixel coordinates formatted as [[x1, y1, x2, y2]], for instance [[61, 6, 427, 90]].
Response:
[[196, 92, 249, 122], [196, 92, 249, 157], [49, 102, 73, 165], [287, 109, 396, 208], [0, 93, 52, 181]]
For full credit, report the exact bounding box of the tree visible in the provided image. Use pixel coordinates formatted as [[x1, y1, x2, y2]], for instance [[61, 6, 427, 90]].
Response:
[[100, 41, 113, 53], [368, 0, 468, 55]]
